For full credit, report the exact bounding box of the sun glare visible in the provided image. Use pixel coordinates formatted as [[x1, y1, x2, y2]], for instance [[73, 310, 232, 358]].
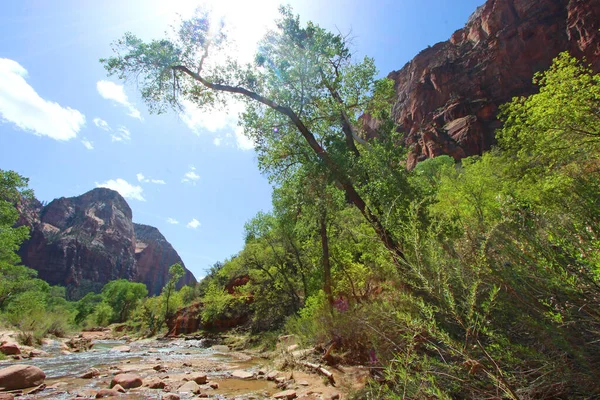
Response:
[[153, 0, 281, 63]]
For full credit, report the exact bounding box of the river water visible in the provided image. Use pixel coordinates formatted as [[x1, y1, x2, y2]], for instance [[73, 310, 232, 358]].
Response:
[[1, 338, 277, 399]]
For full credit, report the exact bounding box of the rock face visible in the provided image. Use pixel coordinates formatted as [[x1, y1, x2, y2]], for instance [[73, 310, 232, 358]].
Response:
[[134, 223, 196, 295], [382, 0, 600, 169], [167, 275, 251, 335], [17, 188, 195, 297], [166, 302, 203, 336]]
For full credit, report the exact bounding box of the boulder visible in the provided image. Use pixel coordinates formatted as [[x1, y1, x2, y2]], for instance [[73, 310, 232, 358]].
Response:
[[0, 343, 20, 356], [145, 377, 166, 389], [189, 373, 207, 384], [273, 390, 297, 399], [266, 371, 281, 381], [28, 349, 50, 358], [0, 365, 45, 390], [163, 394, 180, 400], [110, 345, 131, 353], [110, 373, 142, 389], [231, 370, 254, 379], [79, 368, 100, 379], [112, 384, 126, 393], [177, 380, 201, 394]]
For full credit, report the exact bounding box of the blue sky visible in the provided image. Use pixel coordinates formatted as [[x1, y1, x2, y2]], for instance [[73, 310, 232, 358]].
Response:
[[0, 0, 483, 279]]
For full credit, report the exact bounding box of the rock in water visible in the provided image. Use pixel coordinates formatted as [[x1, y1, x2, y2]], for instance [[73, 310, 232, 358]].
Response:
[[178, 380, 201, 394], [231, 370, 254, 379], [273, 389, 297, 399], [0, 365, 45, 390], [0, 343, 20, 355], [190, 373, 207, 384], [110, 373, 142, 389], [110, 345, 131, 353], [79, 368, 100, 379]]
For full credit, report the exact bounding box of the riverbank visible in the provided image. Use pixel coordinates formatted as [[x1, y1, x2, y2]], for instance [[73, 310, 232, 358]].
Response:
[[0, 329, 365, 399]]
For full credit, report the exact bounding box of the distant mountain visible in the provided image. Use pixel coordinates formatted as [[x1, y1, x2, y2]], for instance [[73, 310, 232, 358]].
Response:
[[134, 223, 196, 296], [375, 0, 600, 169], [16, 187, 196, 298]]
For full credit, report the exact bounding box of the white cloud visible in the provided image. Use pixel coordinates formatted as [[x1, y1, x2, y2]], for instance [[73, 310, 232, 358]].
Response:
[[181, 99, 254, 150], [184, 171, 200, 181], [181, 99, 241, 133], [111, 126, 131, 142], [92, 118, 131, 144], [137, 172, 166, 185], [96, 80, 142, 120], [81, 138, 94, 150], [182, 166, 200, 184], [0, 58, 86, 141], [186, 218, 201, 229], [96, 178, 145, 201], [166, 217, 179, 225], [93, 117, 110, 131], [235, 126, 254, 151]]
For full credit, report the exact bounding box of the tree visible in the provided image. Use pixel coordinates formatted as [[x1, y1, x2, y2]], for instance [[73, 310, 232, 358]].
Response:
[[0, 170, 45, 310], [162, 263, 184, 323], [101, 280, 148, 323], [0, 170, 31, 268], [101, 7, 409, 267]]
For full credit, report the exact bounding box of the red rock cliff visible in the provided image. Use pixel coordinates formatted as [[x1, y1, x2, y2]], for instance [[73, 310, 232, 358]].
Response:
[[134, 223, 196, 296], [17, 188, 196, 298], [384, 0, 600, 169]]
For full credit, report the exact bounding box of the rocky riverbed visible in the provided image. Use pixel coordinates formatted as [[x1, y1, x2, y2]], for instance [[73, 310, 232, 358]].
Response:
[[0, 330, 360, 399]]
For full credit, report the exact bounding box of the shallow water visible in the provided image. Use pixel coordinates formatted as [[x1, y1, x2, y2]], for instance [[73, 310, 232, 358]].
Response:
[[0, 338, 276, 399]]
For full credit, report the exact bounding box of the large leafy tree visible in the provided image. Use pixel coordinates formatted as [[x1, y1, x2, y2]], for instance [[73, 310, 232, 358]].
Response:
[[101, 7, 408, 266], [0, 170, 31, 267], [101, 279, 148, 323], [0, 170, 43, 310]]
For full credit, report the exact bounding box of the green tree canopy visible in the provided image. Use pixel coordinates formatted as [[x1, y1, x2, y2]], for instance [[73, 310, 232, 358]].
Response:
[[101, 6, 408, 267], [101, 279, 148, 323]]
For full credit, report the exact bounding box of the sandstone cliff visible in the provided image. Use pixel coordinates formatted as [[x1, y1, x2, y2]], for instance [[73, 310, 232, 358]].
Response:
[[17, 188, 196, 298], [134, 223, 196, 296], [382, 0, 600, 169]]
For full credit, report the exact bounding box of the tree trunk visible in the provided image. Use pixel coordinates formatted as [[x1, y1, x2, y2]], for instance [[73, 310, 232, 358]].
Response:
[[320, 212, 334, 306], [174, 65, 408, 268]]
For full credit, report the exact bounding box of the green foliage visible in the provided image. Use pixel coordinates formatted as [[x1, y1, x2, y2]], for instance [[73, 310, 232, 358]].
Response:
[[0, 170, 32, 266], [198, 53, 600, 398], [75, 292, 102, 325], [134, 296, 163, 336], [103, 11, 600, 396], [162, 263, 185, 322], [101, 279, 148, 323], [200, 281, 245, 325], [92, 302, 113, 327]]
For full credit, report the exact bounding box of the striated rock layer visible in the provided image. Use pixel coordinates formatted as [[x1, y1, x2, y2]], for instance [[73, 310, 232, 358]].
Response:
[[382, 0, 600, 169], [17, 188, 195, 297]]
